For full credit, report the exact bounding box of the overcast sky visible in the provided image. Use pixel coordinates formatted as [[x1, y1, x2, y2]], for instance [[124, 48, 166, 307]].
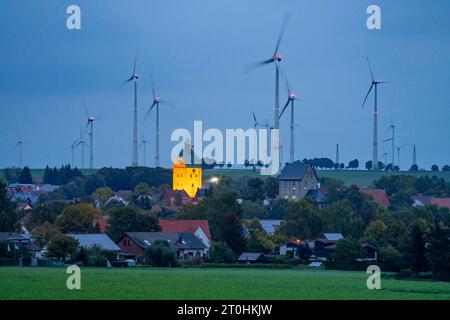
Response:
[[0, 0, 449, 170]]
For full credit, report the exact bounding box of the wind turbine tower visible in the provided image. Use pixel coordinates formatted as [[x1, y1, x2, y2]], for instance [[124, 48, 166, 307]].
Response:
[[412, 145, 417, 167], [145, 77, 172, 168], [125, 53, 139, 167], [335, 144, 340, 166], [361, 58, 390, 170], [84, 106, 95, 169]]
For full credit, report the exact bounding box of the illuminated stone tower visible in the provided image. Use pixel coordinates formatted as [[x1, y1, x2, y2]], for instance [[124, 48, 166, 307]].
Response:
[[172, 157, 202, 198]]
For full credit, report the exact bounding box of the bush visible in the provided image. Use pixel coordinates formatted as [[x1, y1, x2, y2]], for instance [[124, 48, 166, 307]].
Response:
[[145, 240, 177, 267], [0, 257, 14, 266], [208, 242, 235, 263]]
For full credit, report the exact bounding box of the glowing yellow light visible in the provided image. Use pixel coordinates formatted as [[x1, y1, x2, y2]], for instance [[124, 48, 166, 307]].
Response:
[[210, 177, 219, 184]]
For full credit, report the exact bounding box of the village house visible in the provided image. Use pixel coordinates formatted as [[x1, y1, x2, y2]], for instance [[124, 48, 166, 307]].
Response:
[[0, 232, 42, 264], [67, 233, 121, 253], [360, 188, 390, 207], [159, 219, 211, 248], [278, 161, 319, 200], [116, 232, 207, 261]]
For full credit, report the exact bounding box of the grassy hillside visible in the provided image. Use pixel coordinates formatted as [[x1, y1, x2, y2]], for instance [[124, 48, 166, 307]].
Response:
[[1, 267, 450, 300], [204, 169, 450, 187]]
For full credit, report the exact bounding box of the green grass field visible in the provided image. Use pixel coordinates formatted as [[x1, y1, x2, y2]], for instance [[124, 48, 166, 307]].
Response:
[[1, 267, 450, 300], [205, 169, 450, 187]]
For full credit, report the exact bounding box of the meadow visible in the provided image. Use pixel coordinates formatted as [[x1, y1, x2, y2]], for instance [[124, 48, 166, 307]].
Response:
[[1, 267, 450, 300], [205, 169, 450, 187]]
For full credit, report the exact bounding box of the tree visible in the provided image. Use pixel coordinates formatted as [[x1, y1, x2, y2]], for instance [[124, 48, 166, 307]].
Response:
[[91, 187, 114, 206], [0, 179, 17, 232], [431, 165, 439, 172], [2, 168, 21, 184], [426, 221, 450, 281], [208, 242, 235, 263], [247, 229, 275, 253], [46, 233, 78, 260], [322, 200, 364, 238], [145, 240, 176, 267], [362, 220, 387, 248], [409, 164, 419, 172], [281, 199, 323, 239], [347, 159, 359, 170], [334, 238, 362, 261], [56, 203, 101, 234], [27, 203, 62, 230], [31, 222, 60, 247], [216, 212, 246, 254], [401, 221, 428, 274], [262, 177, 278, 199], [442, 165, 450, 172], [107, 207, 160, 241], [18, 166, 33, 184]]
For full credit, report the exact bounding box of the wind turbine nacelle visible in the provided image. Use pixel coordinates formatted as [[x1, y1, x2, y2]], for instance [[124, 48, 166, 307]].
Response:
[[289, 93, 296, 100], [274, 53, 282, 61], [154, 96, 161, 103]]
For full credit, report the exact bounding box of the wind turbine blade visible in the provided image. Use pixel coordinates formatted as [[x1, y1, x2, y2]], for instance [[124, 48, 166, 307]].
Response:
[[133, 50, 139, 76], [252, 111, 257, 123], [244, 59, 273, 74], [274, 13, 291, 55], [279, 100, 290, 119], [83, 103, 90, 118], [366, 57, 374, 81], [160, 99, 174, 107], [144, 102, 157, 122], [361, 84, 374, 108], [150, 75, 156, 98]]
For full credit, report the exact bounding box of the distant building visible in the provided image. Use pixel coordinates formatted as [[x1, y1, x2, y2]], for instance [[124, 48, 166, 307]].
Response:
[[159, 219, 211, 248], [116, 232, 207, 261], [360, 188, 390, 207], [278, 161, 319, 200], [237, 252, 267, 264], [67, 233, 121, 252], [172, 157, 202, 198]]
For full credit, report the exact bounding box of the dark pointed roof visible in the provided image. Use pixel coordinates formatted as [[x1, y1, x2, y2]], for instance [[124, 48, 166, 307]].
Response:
[[278, 161, 316, 181]]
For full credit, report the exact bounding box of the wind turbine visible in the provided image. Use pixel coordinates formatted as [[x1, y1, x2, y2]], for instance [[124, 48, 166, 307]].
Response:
[[144, 77, 172, 168], [245, 13, 291, 161], [124, 52, 139, 167], [396, 144, 405, 170], [16, 135, 24, 168], [140, 136, 147, 167], [84, 105, 95, 169], [278, 67, 302, 163], [384, 120, 395, 166], [252, 111, 271, 160], [75, 125, 86, 169], [71, 140, 78, 167], [361, 58, 390, 170]]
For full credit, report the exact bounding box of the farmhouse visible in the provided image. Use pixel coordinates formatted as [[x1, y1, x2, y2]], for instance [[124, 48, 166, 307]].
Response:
[[116, 232, 207, 261], [278, 161, 319, 200]]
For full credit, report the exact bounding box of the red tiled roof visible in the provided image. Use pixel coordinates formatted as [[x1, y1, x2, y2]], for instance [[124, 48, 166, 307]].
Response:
[[159, 219, 211, 240], [163, 189, 190, 200], [360, 188, 390, 207], [430, 198, 450, 209], [116, 190, 132, 198]]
